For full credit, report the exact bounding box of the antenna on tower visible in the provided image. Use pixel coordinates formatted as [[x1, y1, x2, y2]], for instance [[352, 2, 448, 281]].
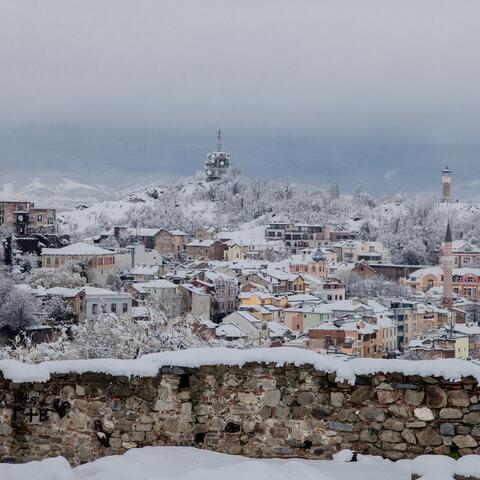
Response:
[[217, 128, 222, 152]]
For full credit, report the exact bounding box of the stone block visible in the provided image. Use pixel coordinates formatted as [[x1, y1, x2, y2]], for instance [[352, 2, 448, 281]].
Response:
[[263, 389, 281, 407], [439, 408, 463, 420], [404, 389, 425, 406], [327, 421, 353, 432], [452, 435, 478, 449], [425, 386, 447, 408], [330, 392, 344, 408], [447, 390, 470, 407]]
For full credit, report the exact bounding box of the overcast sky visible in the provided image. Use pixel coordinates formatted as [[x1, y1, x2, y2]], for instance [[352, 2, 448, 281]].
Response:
[[1, 1, 480, 195]]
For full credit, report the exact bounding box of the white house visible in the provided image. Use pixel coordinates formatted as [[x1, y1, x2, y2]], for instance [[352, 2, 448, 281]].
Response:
[[83, 286, 132, 321]]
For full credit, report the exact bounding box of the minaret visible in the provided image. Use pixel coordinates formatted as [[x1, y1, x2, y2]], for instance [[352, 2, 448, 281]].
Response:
[[441, 221, 454, 309], [442, 164, 452, 202], [217, 128, 223, 151]]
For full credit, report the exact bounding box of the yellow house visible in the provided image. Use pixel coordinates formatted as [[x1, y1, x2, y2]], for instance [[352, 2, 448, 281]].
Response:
[[292, 275, 306, 293], [224, 242, 247, 261], [455, 336, 469, 359], [239, 305, 273, 321], [239, 291, 280, 307]]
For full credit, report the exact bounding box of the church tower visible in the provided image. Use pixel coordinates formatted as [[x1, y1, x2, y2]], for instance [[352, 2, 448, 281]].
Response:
[[441, 221, 454, 309], [442, 164, 452, 202], [205, 129, 231, 181]]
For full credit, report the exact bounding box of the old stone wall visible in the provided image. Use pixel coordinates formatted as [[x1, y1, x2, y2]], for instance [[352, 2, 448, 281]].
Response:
[[1, 363, 480, 465]]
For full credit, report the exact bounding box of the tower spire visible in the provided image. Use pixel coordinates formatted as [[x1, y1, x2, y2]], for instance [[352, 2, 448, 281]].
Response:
[[445, 220, 452, 243], [217, 128, 222, 152]]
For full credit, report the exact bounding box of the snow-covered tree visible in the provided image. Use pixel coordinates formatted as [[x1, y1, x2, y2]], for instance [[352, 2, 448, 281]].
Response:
[[28, 261, 86, 289], [0, 277, 38, 332]]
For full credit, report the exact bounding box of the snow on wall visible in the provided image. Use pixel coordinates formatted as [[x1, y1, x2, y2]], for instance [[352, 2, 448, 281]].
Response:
[[2, 347, 480, 384]]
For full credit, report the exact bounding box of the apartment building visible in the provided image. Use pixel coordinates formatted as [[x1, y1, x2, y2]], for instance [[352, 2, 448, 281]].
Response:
[[0, 201, 56, 235]]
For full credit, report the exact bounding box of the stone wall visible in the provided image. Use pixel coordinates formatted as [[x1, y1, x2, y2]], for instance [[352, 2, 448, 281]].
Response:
[[1, 363, 480, 465]]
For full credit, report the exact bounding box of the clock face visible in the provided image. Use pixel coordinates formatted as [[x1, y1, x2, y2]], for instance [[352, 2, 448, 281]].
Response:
[[219, 160, 224, 166], [206, 170, 212, 176], [210, 159, 215, 165]]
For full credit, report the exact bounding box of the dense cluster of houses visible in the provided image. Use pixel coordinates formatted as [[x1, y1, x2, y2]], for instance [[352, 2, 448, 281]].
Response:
[[4, 197, 480, 361]]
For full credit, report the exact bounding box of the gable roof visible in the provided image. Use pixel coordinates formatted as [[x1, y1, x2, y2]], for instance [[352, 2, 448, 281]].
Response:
[[42, 242, 113, 256]]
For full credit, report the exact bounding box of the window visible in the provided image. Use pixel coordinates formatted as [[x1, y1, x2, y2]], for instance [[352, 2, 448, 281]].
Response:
[[46, 257, 51, 266], [111, 304, 117, 313], [122, 303, 128, 313], [37, 215, 43, 222], [92, 304, 98, 314]]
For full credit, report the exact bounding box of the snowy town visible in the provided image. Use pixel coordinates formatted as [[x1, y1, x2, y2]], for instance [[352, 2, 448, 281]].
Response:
[[1, 155, 479, 365], [3, 2, 480, 479]]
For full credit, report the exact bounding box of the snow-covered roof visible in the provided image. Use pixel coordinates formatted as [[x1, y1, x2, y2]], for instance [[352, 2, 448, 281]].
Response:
[[133, 279, 177, 291], [409, 266, 480, 280], [131, 228, 161, 237], [42, 242, 114, 256], [328, 299, 372, 312], [267, 321, 290, 338], [169, 229, 189, 236], [451, 240, 480, 253], [215, 323, 248, 338], [82, 286, 125, 297], [132, 306, 151, 318], [286, 293, 320, 303], [187, 239, 218, 247], [129, 264, 161, 276], [45, 287, 81, 298]]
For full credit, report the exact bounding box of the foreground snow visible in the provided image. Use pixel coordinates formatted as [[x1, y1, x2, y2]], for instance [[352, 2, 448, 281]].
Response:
[[2, 347, 480, 384], [1, 447, 480, 480]]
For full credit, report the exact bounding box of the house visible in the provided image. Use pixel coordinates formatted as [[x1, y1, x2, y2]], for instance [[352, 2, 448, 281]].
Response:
[[288, 249, 330, 278], [218, 310, 292, 342], [308, 319, 378, 357], [284, 304, 332, 332], [186, 239, 225, 260], [327, 299, 374, 319], [102, 227, 189, 255], [223, 242, 247, 261], [402, 266, 480, 302], [404, 331, 469, 360], [192, 270, 238, 321], [178, 283, 212, 319], [302, 275, 345, 301], [132, 306, 151, 321], [450, 323, 480, 359], [332, 240, 391, 264], [114, 244, 163, 271], [215, 323, 249, 341], [40, 287, 86, 323], [0, 201, 56, 235], [41, 242, 116, 287], [435, 240, 480, 267], [264, 222, 356, 254], [352, 263, 426, 282], [83, 286, 132, 321], [129, 264, 161, 282], [195, 225, 220, 241], [240, 269, 305, 294], [129, 279, 181, 315]]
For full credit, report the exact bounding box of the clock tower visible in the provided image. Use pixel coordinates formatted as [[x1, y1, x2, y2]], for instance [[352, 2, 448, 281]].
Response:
[[442, 164, 452, 202], [205, 129, 231, 181]]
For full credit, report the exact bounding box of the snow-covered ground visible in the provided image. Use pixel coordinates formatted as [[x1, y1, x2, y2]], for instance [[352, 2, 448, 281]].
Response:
[[2, 346, 480, 384], [1, 447, 479, 480]]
